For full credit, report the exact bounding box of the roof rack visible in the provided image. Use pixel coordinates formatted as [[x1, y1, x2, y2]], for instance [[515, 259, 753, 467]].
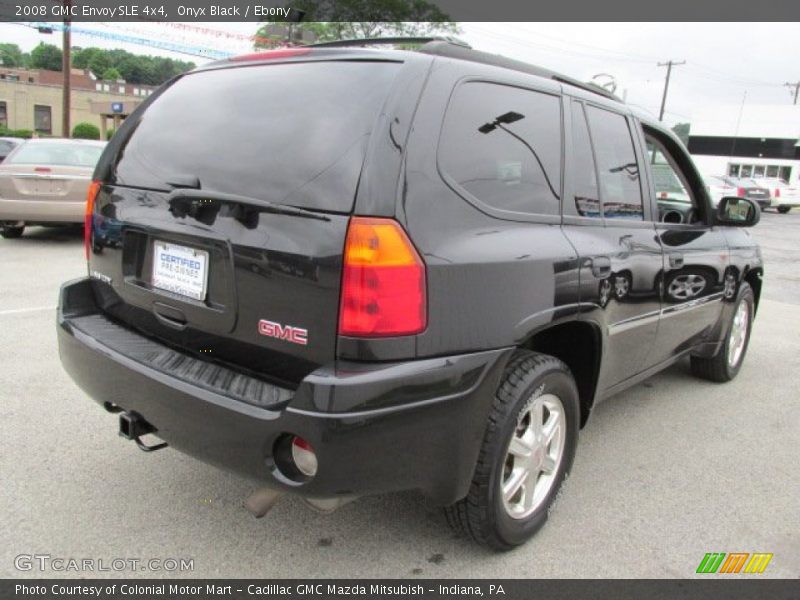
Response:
[[307, 36, 471, 49], [305, 38, 621, 103], [417, 41, 622, 103]]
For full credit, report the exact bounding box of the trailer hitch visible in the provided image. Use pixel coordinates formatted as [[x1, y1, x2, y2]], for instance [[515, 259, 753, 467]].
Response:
[[119, 412, 168, 452]]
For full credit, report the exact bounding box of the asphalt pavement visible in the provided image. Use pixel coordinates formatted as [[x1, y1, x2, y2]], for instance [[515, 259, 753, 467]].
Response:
[[1, 213, 798, 578]]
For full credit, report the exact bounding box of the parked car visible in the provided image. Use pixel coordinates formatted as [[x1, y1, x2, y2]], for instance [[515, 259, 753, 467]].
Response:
[[0, 137, 22, 163], [757, 177, 800, 213], [727, 176, 772, 210], [0, 138, 106, 238], [704, 175, 738, 207], [57, 40, 763, 550]]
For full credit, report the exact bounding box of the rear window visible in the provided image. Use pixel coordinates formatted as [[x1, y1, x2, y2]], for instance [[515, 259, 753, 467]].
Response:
[[112, 61, 401, 213], [7, 142, 104, 167]]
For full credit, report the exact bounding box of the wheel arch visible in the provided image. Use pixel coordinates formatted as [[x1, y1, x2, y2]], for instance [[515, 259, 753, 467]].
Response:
[[520, 320, 603, 427], [743, 266, 763, 315]]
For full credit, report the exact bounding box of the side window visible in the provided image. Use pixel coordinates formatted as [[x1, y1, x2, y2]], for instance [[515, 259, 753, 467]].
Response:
[[570, 102, 601, 217], [439, 81, 562, 216], [584, 106, 644, 220], [644, 130, 704, 224]]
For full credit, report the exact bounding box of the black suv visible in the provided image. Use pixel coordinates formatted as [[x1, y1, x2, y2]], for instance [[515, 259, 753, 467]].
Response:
[[57, 40, 763, 550]]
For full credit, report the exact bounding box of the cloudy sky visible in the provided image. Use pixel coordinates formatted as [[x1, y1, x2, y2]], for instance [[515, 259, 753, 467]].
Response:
[[1, 21, 797, 126]]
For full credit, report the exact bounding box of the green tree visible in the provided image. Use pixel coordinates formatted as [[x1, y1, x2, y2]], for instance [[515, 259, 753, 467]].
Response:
[[254, 0, 459, 47], [29, 43, 62, 71], [87, 52, 112, 78], [101, 67, 122, 81], [0, 43, 25, 67], [671, 122, 691, 146], [72, 47, 101, 70], [117, 56, 155, 85], [72, 122, 101, 140]]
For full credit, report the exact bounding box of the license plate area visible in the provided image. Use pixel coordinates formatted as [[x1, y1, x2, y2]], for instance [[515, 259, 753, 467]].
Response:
[[152, 241, 209, 301]]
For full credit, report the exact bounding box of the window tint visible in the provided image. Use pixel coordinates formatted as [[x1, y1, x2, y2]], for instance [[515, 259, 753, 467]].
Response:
[[570, 102, 600, 217], [439, 82, 562, 216], [585, 106, 643, 220], [113, 62, 400, 213]]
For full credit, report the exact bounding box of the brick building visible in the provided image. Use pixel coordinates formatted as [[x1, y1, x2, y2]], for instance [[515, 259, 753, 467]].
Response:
[[0, 66, 156, 137]]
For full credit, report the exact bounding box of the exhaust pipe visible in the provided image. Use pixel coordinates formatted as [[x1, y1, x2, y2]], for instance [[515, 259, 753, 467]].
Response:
[[119, 411, 168, 452]]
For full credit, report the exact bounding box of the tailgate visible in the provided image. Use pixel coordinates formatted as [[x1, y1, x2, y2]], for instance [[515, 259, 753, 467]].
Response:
[[90, 185, 348, 385], [87, 59, 402, 384]]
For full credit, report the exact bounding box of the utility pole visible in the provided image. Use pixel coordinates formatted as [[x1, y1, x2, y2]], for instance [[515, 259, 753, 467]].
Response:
[[657, 60, 685, 122], [61, 0, 71, 138], [785, 81, 800, 105]]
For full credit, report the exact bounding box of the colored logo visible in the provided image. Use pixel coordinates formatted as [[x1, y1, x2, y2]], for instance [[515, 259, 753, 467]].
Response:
[[696, 552, 773, 574]]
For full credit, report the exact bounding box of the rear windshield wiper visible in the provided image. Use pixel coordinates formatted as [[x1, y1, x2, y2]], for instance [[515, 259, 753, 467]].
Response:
[[167, 189, 330, 222]]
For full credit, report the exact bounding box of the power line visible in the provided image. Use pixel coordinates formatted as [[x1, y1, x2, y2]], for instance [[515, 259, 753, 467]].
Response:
[[657, 60, 685, 121]]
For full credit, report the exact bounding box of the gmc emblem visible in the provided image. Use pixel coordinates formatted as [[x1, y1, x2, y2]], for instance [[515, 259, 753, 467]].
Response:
[[258, 319, 308, 346]]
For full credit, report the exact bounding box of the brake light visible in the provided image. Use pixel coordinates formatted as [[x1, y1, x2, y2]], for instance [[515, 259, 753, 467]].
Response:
[[774, 188, 780, 198], [737, 187, 745, 197], [339, 217, 427, 337], [230, 48, 311, 62], [84, 180, 101, 261]]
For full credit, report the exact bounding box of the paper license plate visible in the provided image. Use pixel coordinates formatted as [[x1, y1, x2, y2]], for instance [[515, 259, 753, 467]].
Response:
[[152, 241, 209, 301]]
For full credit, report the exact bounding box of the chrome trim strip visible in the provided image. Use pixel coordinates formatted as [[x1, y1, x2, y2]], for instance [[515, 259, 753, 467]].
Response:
[[608, 292, 725, 334]]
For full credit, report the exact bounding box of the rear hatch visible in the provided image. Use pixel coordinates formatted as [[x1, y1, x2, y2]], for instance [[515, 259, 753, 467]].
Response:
[[89, 58, 402, 386], [0, 142, 101, 202]]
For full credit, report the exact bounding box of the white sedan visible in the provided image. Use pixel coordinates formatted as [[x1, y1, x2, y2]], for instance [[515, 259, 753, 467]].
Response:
[[757, 177, 800, 214]]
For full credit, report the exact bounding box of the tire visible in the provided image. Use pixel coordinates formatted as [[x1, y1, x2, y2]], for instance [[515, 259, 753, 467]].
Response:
[[690, 282, 754, 382], [445, 350, 580, 550], [1, 224, 24, 239], [777, 206, 791, 214]]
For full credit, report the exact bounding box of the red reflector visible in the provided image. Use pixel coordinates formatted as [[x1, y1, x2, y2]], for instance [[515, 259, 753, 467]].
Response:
[[84, 181, 101, 261], [339, 217, 427, 337], [230, 48, 311, 62], [34, 167, 51, 173]]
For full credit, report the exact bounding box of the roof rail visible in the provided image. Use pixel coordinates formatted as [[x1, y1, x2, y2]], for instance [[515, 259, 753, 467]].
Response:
[[417, 41, 622, 103], [307, 36, 471, 49]]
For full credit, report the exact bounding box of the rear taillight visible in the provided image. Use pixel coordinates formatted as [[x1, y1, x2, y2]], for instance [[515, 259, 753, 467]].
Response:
[[774, 188, 780, 198], [338, 217, 427, 337], [84, 180, 101, 261], [737, 187, 745, 197]]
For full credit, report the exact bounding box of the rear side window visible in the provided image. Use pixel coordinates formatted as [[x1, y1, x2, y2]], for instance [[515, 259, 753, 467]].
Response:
[[439, 81, 562, 216], [113, 61, 400, 213], [570, 102, 601, 217], [584, 105, 644, 220]]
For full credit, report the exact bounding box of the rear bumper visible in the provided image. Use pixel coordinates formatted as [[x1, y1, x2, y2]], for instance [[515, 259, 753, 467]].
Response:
[[0, 198, 83, 223], [57, 277, 512, 505]]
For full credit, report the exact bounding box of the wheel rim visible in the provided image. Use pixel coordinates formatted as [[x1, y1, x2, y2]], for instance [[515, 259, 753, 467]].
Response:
[[614, 275, 629, 298], [727, 300, 750, 368], [501, 393, 566, 520], [667, 274, 707, 300]]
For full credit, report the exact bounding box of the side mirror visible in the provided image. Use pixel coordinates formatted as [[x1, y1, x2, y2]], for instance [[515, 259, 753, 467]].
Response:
[[716, 197, 760, 227]]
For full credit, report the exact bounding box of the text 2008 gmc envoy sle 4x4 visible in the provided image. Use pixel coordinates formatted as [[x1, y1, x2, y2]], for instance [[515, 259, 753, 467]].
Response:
[[57, 40, 763, 549]]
